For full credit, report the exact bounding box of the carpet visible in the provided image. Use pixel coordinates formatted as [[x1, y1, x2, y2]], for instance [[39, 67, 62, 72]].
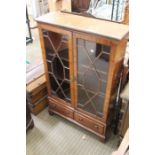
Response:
[[26, 108, 119, 155]]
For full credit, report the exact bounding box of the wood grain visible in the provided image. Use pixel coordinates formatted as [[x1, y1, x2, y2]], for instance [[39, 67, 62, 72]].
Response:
[[36, 11, 128, 41], [37, 13, 128, 141], [26, 75, 46, 93]]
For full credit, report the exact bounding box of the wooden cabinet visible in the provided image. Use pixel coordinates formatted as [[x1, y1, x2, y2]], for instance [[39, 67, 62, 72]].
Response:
[[36, 11, 128, 141], [26, 74, 48, 115]]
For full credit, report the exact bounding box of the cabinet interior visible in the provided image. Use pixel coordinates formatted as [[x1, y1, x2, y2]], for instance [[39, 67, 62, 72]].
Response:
[[43, 30, 71, 103], [76, 38, 111, 117]]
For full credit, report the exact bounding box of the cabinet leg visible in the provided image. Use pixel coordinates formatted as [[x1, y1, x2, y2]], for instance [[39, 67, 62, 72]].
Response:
[[48, 109, 54, 116], [26, 119, 34, 132], [99, 137, 105, 143], [29, 121, 34, 129]]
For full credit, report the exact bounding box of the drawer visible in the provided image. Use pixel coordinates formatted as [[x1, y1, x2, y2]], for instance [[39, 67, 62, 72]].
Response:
[[74, 113, 104, 134], [28, 88, 47, 104], [50, 103, 73, 119], [29, 97, 48, 115]]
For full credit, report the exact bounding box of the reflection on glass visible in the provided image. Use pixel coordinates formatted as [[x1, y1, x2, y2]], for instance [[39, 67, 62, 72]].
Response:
[[65, 0, 127, 22], [77, 39, 111, 117]]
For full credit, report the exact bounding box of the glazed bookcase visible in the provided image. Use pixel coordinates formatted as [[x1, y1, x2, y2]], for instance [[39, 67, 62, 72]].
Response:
[[36, 11, 128, 141]]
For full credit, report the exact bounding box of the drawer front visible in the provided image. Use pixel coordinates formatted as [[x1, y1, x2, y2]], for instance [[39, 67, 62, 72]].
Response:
[[50, 103, 73, 119], [74, 113, 104, 134], [29, 98, 48, 115], [29, 88, 47, 104]]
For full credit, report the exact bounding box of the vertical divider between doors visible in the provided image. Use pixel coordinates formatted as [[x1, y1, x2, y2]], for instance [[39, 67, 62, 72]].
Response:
[[68, 32, 75, 108], [72, 33, 78, 109]]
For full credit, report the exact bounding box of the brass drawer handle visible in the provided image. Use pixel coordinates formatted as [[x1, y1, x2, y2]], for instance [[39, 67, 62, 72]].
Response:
[[79, 118, 83, 121], [94, 125, 99, 129]]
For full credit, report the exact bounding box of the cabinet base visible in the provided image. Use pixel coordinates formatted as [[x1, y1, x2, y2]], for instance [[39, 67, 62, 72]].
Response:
[[48, 109, 55, 116], [48, 106, 106, 142]]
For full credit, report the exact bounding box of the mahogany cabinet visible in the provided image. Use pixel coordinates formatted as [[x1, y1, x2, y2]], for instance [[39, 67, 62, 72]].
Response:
[[36, 11, 128, 141]]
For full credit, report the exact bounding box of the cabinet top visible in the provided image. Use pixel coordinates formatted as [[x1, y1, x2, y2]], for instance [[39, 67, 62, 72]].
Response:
[[36, 11, 129, 41]]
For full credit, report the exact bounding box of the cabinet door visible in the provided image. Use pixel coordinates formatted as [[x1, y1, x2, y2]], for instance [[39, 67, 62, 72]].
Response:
[[40, 27, 73, 105], [73, 33, 111, 118]]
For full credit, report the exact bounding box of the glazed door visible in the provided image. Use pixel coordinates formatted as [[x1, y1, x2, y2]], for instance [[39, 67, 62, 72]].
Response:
[[73, 33, 111, 118], [40, 27, 74, 106]]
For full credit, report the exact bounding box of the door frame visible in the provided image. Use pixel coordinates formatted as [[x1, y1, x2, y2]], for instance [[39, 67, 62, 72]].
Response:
[[72, 31, 115, 122], [38, 23, 74, 108]]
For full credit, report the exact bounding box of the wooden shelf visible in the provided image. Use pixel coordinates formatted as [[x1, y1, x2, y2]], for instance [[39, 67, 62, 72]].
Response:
[[79, 64, 107, 83], [48, 71, 70, 83], [46, 48, 69, 63], [51, 88, 71, 103]]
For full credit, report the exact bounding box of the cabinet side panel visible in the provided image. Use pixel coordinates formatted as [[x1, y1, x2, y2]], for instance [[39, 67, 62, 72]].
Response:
[[103, 39, 127, 133]]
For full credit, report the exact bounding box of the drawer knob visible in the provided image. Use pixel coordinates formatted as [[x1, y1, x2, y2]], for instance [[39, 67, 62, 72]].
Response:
[[94, 125, 99, 129], [79, 118, 83, 121]]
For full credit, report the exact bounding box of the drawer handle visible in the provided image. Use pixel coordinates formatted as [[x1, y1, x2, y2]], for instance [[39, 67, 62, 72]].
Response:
[[94, 125, 99, 129], [79, 118, 83, 121]]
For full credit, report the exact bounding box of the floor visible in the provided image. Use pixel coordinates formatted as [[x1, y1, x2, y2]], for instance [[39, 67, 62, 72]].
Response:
[[26, 20, 43, 69], [27, 108, 119, 155]]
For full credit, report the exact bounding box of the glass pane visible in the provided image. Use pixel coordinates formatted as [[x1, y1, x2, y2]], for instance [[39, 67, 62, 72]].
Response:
[[77, 38, 110, 117], [43, 30, 71, 103], [69, 0, 127, 22]]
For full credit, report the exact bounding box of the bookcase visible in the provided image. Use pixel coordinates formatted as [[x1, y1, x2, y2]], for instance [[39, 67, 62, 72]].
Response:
[[36, 11, 128, 141]]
